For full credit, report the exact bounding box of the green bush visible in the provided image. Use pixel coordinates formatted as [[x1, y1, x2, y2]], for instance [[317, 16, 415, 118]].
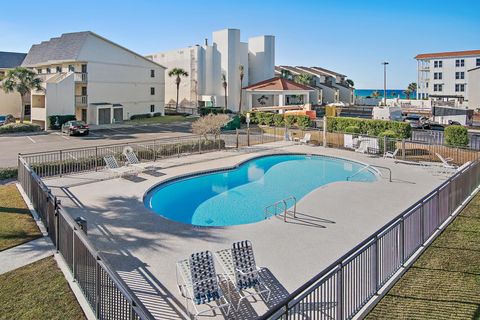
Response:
[[378, 130, 398, 138], [200, 107, 233, 116], [327, 117, 411, 139], [296, 115, 311, 130], [0, 123, 41, 134], [130, 113, 152, 120], [273, 114, 284, 127], [285, 115, 296, 128], [0, 167, 17, 180], [344, 126, 360, 134], [153, 112, 163, 117], [47, 115, 76, 130], [255, 112, 265, 125], [445, 125, 469, 147], [263, 112, 274, 126]]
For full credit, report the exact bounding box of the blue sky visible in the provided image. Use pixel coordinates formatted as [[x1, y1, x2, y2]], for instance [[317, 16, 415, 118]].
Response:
[[1, 0, 479, 89]]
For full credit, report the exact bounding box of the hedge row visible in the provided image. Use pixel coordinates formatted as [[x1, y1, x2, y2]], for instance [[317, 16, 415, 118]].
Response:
[[327, 117, 412, 139], [130, 112, 163, 120], [243, 112, 312, 129], [200, 107, 233, 116], [0, 167, 17, 180], [445, 125, 469, 147], [0, 123, 41, 134]]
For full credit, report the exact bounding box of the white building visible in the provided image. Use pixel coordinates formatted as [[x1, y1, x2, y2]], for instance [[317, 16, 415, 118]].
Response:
[[274, 65, 354, 105], [415, 50, 480, 106], [21, 31, 165, 128], [468, 67, 480, 110], [0, 51, 27, 118], [146, 29, 274, 112]]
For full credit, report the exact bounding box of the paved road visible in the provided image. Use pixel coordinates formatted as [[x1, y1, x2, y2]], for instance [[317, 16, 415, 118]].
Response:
[[0, 122, 193, 168]]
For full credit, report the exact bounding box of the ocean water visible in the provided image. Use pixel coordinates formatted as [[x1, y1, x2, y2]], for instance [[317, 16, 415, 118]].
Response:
[[144, 154, 377, 227], [355, 89, 417, 100]]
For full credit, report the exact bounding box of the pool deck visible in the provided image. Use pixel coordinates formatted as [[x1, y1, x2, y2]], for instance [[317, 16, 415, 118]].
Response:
[[45, 142, 448, 319]]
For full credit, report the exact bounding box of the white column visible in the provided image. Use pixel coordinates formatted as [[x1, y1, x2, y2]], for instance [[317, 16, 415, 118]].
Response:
[[278, 93, 285, 106], [247, 93, 253, 110], [304, 92, 310, 104]]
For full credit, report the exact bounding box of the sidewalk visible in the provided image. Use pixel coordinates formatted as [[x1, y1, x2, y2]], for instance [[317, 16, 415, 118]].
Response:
[[0, 236, 55, 275]]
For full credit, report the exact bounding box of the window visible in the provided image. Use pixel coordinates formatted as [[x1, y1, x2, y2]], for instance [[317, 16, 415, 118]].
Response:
[[456, 72, 465, 79], [477, 58, 480, 66], [434, 72, 442, 80], [439, 61, 443, 67], [150, 104, 155, 112], [434, 61, 438, 68], [150, 87, 155, 95], [56, 66, 62, 73], [68, 65, 75, 72], [37, 68, 42, 74], [434, 60, 442, 68], [455, 84, 466, 92], [434, 84, 443, 92], [46, 67, 51, 74], [150, 69, 155, 77], [456, 59, 465, 67]]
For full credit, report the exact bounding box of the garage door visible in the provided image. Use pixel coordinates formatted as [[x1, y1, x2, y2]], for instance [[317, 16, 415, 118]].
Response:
[[98, 108, 111, 125], [113, 108, 123, 123]]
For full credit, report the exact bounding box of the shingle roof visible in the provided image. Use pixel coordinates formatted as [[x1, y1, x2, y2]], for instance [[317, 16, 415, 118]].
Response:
[[0, 51, 27, 69], [22, 32, 90, 66], [244, 77, 315, 91], [415, 50, 480, 60]]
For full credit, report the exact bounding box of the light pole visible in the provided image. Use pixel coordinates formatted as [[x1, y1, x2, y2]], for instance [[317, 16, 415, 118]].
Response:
[[382, 62, 389, 106]]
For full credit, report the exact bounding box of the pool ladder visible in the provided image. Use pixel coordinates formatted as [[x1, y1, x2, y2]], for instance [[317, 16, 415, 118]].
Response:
[[265, 196, 297, 222]]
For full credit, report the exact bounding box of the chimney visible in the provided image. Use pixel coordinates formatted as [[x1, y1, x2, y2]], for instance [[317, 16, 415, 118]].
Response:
[[205, 38, 208, 46]]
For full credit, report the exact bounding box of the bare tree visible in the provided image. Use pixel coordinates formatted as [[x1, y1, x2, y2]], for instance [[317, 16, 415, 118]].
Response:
[[192, 114, 230, 140]]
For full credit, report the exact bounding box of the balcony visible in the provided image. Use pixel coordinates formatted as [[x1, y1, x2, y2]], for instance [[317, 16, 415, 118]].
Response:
[[74, 72, 88, 83], [75, 95, 88, 107]]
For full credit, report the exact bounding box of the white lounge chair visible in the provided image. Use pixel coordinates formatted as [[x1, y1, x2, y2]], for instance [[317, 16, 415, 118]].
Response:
[[124, 151, 152, 171], [176, 251, 231, 319], [355, 140, 369, 153], [103, 155, 138, 178], [384, 148, 399, 159], [300, 133, 312, 144], [344, 134, 354, 149], [215, 240, 271, 310], [431, 153, 458, 175]]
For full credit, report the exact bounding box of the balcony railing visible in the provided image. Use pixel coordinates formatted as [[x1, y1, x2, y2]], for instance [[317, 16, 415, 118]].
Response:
[[74, 72, 88, 83], [75, 95, 88, 107]]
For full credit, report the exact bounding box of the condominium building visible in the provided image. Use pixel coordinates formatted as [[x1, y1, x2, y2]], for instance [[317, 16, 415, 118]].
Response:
[[274, 65, 354, 105], [0, 51, 27, 117], [468, 67, 480, 110], [415, 50, 480, 105], [21, 31, 165, 128], [146, 29, 274, 112]]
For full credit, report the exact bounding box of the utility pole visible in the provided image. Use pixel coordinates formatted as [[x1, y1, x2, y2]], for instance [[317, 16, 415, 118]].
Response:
[[382, 62, 389, 106]]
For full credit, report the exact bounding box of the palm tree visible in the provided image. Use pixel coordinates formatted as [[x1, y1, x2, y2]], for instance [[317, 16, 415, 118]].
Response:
[[1, 67, 42, 123], [294, 73, 314, 86], [390, 90, 397, 98], [167, 68, 189, 113], [221, 73, 228, 112], [238, 65, 244, 113], [345, 79, 354, 87], [403, 89, 412, 100], [371, 90, 381, 99], [281, 69, 292, 80], [407, 82, 417, 95]]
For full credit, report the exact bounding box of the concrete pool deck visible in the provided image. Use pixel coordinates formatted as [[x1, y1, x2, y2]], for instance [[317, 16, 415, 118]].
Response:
[[45, 142, 448, 319]]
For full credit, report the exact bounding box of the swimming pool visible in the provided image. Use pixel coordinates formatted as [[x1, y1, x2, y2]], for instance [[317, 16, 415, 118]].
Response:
[[144, 154, 377, 227]]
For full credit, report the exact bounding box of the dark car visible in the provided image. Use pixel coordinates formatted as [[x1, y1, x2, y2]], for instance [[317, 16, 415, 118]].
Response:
[[0, 116, 6, 126], [61, 120, 89, 136], [422, 122, 445, 131], [404, 114, 428, 129]]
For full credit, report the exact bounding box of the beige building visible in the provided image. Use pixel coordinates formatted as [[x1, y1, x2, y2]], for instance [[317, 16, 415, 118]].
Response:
[[468, 67, 480, 110], [0, 51, 27, 118], [22, 31, 166, 128]]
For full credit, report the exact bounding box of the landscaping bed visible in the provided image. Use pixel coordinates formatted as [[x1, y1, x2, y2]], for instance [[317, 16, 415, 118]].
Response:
[[0, 184, 42, 251], [0, 256, 86, 319], [366, 192, 480, 319], [126, 114, 196, 125], [0, 123, 41, 134]]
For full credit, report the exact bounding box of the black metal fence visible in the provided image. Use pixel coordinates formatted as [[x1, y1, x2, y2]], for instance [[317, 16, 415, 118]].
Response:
[[259, 160, 480, 320], [411, 129, 480, 150], [18, 157, 154, 320]]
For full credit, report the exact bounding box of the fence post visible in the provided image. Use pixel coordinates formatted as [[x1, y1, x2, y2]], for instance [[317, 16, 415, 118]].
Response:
[[247, 127, 250, 147], [236, 129, 239, 149], [401, 139, 406, 160], [96, 257, 101, 318], [153, 140, 157, 161], [374, 237, 379, 291], [55, 199, 60, 252], [59, 150, 63, 177], [95, 147, 98, 171], [400, 217, 405, 264], [336, 266, 343, 320], [72, 227, 76, 281], [323, 116, 327, 147], [198, 138, 202, 154], [383, 136, 387, 154]]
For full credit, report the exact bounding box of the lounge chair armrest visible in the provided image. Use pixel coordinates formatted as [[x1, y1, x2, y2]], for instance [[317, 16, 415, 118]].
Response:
[[235, 267, 260, 277]]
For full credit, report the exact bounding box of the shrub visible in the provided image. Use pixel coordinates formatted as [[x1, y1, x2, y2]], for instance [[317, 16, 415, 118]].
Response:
[[47, 115, 76, 130], [255, 112, 265, 125], [153, 112, 163, 117], [130, 113, 152, 120], [199, 107, 233, 116], [0, 123, 41, 134], [344, 126, 360, 134], [192, 114, 230, 139], [378, 130, 398, 138], [0, 167, 17, 180], [263, 112, 274, 126], [273, 114, 284, 127], [5, 114, 15, 124], [445, 125, 469, 147], [296, 115, 311, 130], [327, 117, 411, 139], [285, 115, 296, 128]]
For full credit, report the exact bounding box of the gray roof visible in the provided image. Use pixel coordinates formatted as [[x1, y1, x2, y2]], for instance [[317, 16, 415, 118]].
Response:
[[0, 51, 27, 68], [22, 32, 90, 66]]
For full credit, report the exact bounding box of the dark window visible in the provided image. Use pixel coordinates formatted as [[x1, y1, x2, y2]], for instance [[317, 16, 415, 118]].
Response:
[[439, 84, 443, 91], [456, 59, 465, 67], [434, 73, 438, 80], [81, 64, 87, 73], [456, 72, 460, 79], [477, 58, 480, 66], [37, 68, 42, 74], [460, 72, 465, 79], [68, 65, 75, 72], [150, 104, 155, 112], [150, 69, 155, 77], [434, 61, 438, 68], [56, 66, 62, 73], [81, 86, 87, 96], [455, 84, 459, 92], [150, 87, 155, 95], [46, 67, 51, 74], [439, 61, 443, 67]]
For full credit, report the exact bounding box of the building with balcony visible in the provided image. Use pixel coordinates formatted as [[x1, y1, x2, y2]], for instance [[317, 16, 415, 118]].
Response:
[[146, 29, 274, 112], [21, 31, 165, 128], [0, 51, 27, 118], [415, 50, 480, 106], [274, 65, 354, 105]]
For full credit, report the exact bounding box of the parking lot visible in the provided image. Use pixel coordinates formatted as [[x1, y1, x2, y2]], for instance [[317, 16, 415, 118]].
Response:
[[0, 123, 193, 167]]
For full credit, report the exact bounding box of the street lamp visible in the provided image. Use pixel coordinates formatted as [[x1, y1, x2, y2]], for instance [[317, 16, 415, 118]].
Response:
[[382, 62, 389, 106]]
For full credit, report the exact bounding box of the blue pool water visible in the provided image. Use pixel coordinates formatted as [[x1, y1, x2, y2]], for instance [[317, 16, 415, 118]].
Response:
[[144, 154, 377, 227]]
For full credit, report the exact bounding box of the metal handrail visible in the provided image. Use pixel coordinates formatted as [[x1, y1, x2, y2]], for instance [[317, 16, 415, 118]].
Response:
[[265, 196, 297, 222], [347, 164, 392, 182], [346, 165, 371, 181]]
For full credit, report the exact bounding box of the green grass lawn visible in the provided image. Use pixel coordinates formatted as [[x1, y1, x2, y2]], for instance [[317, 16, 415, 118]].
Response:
[[366, 193, 480, 320], [126, 114, 197, 125], [0, 256, 86, 320], [0, 184, 42, 251]]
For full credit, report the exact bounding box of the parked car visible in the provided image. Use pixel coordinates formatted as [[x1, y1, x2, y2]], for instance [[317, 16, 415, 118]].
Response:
[[448, 120, 462, 126], [61, 120, 89, 136], [0, 116, 6, 126], [404, 114, 428, 129], [421, 121, 445, 131]]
